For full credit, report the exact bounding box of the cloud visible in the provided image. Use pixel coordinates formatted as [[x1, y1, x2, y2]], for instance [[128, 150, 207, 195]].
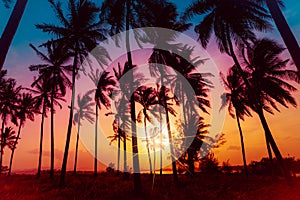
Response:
[[28, 148, 63, 159], [227, 145, 240, 151]]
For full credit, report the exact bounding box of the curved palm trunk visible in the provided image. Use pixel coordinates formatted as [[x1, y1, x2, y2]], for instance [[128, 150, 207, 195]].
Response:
[[0, 0, 28, 70], [0, 115, 6, 174], [257, 108, 290, 178], [126, 0, 142, 192], [37, 102, 46, 178], [226, 28, 289, 178], [60, 44, 79, 186], [94, 104, 98, 177], [144, 110, 153, 177], [235, 110, 248, 176], [8, 119, 23, 175], [50, 89, 55, 178], [73, 118, 81, 175], [266, 0, 300, 71]]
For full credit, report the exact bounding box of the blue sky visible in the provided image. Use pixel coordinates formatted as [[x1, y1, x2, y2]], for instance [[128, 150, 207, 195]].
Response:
[[1, 0, 300, 75]]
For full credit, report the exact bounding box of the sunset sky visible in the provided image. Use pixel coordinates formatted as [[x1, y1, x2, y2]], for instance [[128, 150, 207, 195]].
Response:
[[0, 0, 300, 173]]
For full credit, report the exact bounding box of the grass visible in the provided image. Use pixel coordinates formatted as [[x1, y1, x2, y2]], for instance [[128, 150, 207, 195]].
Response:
[[1, 173, 300, 200]]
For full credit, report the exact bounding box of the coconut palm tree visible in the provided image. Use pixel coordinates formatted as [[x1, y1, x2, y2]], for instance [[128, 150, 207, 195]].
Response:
[[0, 127, 17, 172], [91, 70, 116, 176], [28, 77, 64, 178], [220, 66, 252, 176], [0, 79, 21, 174], [0, 0, 28, 70], [73, 91, 95, 175], [134, 86, 160, 177], [111, 62, 141, 180], [258, 0, 300, 71], [107, 116, 131, 176], [183, 0, 271, 88], [8, 93, 37, 175], [244, 38, 299, 177], [180, 113, 210, 174], [36, 0, 108, 185], [100, 0, 147, 189], [29, 41, 72, 177]]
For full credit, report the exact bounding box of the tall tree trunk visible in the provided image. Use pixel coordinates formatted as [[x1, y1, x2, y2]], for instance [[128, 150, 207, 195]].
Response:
[[235, 110, 248, 176], [257, 108, 290, 178], [159, 108, 163, 175], [162, 83, 178, 181], [116, 117, 120, 176], [94, 104, 98, 177], [50, 88, 55, 178], [123, 127, 129, 180], [73, 118, 81, 175], [126, 0, 142, 192], [265, 132, 273, 162], [266, 0, 300, 71], [8, 119, 23, 175], [60, 44, 78, 186], [37, 102, 46, 178], [0, 0, 28, 70], [0, 115, 6, 174], [144, 110, 153, 177]]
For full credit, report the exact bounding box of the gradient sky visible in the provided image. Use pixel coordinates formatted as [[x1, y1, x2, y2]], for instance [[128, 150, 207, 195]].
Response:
[[1, 0, 300, 173]]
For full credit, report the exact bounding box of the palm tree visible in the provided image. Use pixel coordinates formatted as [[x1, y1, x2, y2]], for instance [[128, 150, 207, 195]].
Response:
[[0, 0, 28, 70], [73, 91, 95, 175], [29, 41, 72, 177], [134, 86, 160, 176], [0, 79, 20, 174], [220, 66, 252, 176], [259, 0, 300, 71], [90, 70, 116, 176], [180, 113, 210, 174], [0, 127, 17, 172], [244, 38, 299, 177], [107, 116, 131, 176], [183, 0, 271, 88], [8, 93, 37, 175], [157, 84, 178, 180], [111, 62, 141, 181], [100, 0, 148, 190], [28, 77, 64, 178], [36, 0, 108, 185]]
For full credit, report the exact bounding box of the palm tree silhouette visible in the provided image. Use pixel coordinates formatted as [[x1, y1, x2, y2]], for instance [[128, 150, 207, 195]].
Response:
[[93, 70, 116, 176], [111, 61, 142, 181], [0, 0, 28, 70], [220, 66, 252, 176], [8, 93, 37, 175], [29, 41, 72, 177], [244, 38, 299, 177], [134, 86, 160, 177], [73, 91, 95, 175], [36, 0, 108, 185], [100, 0, 151, 190], [28, 77, 64, 178], [0, 127, 17, 172], [107, 116, 131, 176], [0, 79, 20, 174], [180, 113, 210, 174], [183, 0, 271, 88]]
